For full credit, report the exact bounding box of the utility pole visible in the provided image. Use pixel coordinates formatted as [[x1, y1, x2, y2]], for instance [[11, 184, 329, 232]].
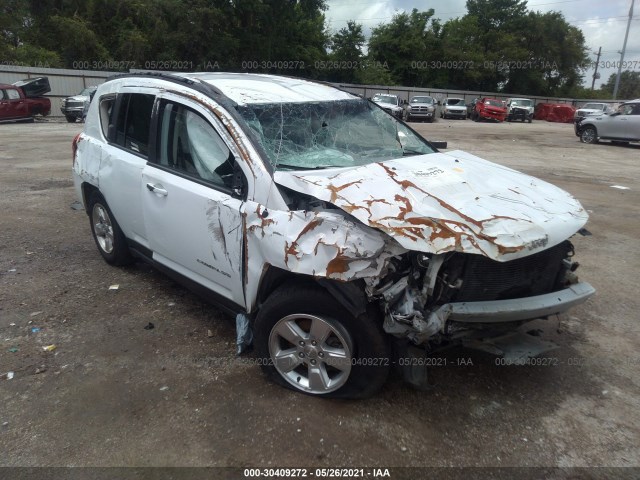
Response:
[[613, 0, 635, 99], [591, 46, 602, 90]]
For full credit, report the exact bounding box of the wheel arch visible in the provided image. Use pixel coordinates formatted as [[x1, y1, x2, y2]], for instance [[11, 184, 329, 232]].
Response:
[[253, 265, 370, 319], [81, 182, 100, 214]]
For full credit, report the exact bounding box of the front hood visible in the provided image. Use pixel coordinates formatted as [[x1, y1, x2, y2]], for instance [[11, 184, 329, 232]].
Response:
[[274, 151, 588, 261], [374, 102, 401, 110], [66, 95, 89, 102], [578, 109, 603, 115], [445, 106, 466, 111]]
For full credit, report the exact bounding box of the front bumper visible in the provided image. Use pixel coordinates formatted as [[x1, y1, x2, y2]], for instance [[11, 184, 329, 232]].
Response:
[[448, 282, 595, 323], [480, 110, 506, 121], [408, 110, 434, 118]]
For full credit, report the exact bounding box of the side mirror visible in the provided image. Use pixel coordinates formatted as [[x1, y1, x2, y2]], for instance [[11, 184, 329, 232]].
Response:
[[431, 141, 447, 149]]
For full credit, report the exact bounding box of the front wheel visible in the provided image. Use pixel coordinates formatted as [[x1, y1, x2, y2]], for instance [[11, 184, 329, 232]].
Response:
[[580, 126, 598, 144], [88, 192, 134, 266], [65, 115, 77, 123], [254, 283, 391, 398]]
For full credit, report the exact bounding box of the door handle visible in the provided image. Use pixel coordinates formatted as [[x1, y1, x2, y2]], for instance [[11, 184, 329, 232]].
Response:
[[146, 183, 168, 196]]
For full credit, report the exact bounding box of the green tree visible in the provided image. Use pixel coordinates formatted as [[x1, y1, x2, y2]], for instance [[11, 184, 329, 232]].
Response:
[[600, 71, 640, 99], [327, 21, 365, 83], [368, 8, 442, 87]]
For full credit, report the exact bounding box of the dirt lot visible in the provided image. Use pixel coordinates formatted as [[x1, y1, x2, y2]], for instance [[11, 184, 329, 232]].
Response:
[[1, 118, 639, 475]]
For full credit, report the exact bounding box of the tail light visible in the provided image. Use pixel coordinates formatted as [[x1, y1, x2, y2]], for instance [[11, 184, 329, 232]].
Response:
[[72, 133, 81, 166]]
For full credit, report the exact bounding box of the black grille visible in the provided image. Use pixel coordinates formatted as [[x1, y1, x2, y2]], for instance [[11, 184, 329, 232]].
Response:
[[443, 241, 572, 302]]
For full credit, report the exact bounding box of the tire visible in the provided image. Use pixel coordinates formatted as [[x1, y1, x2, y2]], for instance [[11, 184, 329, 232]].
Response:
[[88, 191, 134, 266], [428, 117, 434, 123], [254, 283, 391, 398], [65, 115, 76, 123], [528, 117, 532, 123], [580, 126, 598, 144]]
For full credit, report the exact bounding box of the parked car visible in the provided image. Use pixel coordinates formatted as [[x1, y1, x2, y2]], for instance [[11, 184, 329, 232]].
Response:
[[506, 98, 534, 123], [404, 95, 436, 122], [575, 99, 640, 145], [574, 102, 613, 122], [466, 98, 478, 118], [0, 77, 51, 123], [371, 93, 404, 118], [440, 97, 467, 119], [61, 86, 98, 123], [471, 97, 508, 122], [73, 73, 594, 398]]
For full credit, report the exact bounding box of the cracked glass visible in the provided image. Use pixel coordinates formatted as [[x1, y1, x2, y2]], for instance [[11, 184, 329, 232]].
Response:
[[236, 99, 434, 170]]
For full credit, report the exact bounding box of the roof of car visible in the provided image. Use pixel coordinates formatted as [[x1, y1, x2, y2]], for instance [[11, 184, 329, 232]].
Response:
[[180, 72, 356, 105]]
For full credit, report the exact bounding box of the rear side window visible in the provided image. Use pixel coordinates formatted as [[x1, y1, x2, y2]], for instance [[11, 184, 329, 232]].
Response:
[[6, 89, 20, 100], [113, 93, 154, 156], [99, 95, 115, 139]]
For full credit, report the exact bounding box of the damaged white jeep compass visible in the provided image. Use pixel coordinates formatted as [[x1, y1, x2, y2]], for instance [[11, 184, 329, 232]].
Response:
[[73, 73, 595, 398]]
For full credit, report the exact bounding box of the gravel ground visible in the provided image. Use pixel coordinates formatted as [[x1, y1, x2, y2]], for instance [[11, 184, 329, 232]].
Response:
[[0, 119, 639, 476]]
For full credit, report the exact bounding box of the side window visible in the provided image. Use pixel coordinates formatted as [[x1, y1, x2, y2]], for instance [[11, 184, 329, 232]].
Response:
[[631, 104, 640, 116], [98, 95, 115, 139], [0, 90, 6, 100], [156, 101, 237, 189], [113, 93, 154, 156], [6, 89, 21, 100]]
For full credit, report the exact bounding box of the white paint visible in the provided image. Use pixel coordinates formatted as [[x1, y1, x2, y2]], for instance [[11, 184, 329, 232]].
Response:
[[275, 150, 588, 261]]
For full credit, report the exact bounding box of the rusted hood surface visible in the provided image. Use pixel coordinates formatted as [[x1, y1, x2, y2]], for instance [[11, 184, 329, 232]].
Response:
[[274, 150, 588, 261]]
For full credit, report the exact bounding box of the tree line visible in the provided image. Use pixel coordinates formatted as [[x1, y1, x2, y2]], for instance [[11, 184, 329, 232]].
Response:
[[1, 0, 638, 98]]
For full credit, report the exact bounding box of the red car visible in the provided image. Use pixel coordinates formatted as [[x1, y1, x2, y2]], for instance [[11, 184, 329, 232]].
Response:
[[471, 97, 507, 122], [0, 77, 51, 123]]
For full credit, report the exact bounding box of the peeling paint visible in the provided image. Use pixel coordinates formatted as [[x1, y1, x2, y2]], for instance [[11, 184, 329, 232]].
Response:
[[275, 150, 588, 262]]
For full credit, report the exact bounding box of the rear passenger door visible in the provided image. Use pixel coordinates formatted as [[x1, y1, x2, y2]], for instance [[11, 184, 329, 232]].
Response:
[[98, 90, 155, 247], [141, 94, 246, 309]]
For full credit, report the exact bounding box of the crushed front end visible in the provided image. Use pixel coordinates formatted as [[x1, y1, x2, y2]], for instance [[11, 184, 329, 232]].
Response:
[[364, 240, 594, 387]]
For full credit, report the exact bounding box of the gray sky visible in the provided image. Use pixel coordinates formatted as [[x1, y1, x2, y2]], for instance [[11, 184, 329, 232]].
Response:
[[324, 0, 640, 90]]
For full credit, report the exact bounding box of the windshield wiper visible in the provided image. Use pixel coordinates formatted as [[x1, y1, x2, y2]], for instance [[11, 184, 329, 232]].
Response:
[[402, 149, 425, 156], [277, 163, 334, 170]]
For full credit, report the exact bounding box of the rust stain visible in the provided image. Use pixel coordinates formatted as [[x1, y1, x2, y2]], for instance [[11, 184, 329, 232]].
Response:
[[241, 212, 249, 285], [341, 204, 368, 214], [326, 180, 361, 203], [283, 218, 324, 267], [326, 251, 353, 276], [394, 194, 412, 219], [364, 198, 392, 207]]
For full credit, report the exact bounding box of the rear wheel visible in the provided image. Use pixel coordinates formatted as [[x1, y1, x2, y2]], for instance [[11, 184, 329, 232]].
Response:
[[88, 192, 134, 266], [580, 126, 598, 144], [254, 283, 391, 398]]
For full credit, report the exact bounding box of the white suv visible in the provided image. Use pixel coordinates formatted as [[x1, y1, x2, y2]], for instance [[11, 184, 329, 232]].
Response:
[[73, 73, 595, 397]]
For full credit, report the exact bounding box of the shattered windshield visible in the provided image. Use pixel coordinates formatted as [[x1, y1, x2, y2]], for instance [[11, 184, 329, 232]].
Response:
[[445, 98, 464, 106], [511, 99, 532, 107], [411, 96, 434, 104], [236, 99, 434, 170]]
